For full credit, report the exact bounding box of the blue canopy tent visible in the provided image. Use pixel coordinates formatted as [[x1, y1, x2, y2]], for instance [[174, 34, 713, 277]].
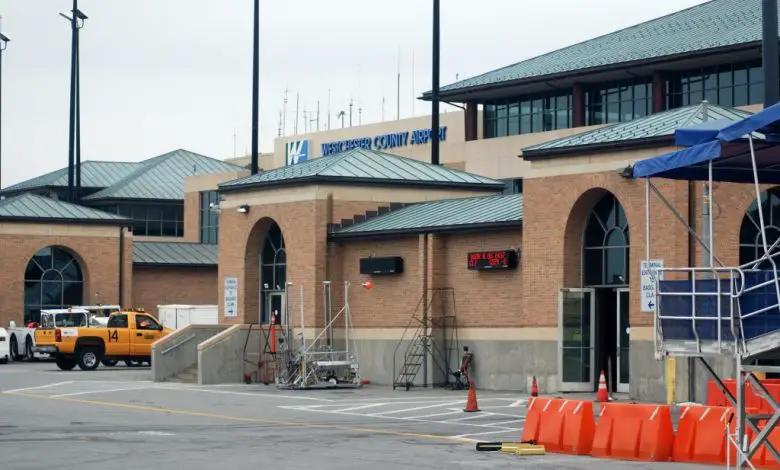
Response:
[[632, 101, 780, 183]]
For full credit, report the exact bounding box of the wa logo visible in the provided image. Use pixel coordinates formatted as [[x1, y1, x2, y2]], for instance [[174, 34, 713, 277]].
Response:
[[285, 139, 310, 166]]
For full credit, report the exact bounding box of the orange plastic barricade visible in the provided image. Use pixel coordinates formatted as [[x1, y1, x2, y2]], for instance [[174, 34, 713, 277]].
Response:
[[591, 402, 675, 461], [673, 405, 739, 465], [559, 400, 595, 455], [747, 419, 780, 468], [520, 397, 553, 444]]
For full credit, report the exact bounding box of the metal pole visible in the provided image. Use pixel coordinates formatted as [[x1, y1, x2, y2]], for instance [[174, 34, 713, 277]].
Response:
[[763, 0, 780, 107], [67, 0, 77, 202], [430, 0, 440, 166], [344, 281, 349, 358], [0, 35, 5, 190], [75, 19, 81, 202], [250, 0, 259, 175]]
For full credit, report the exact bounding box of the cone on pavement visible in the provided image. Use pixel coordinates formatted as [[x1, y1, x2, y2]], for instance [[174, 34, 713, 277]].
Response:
[[596, 370, 609, 402], [531, 376, 538, 397], [464, 381, 480, 412]]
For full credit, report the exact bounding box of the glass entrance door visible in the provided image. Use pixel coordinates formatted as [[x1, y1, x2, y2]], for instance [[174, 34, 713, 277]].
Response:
[[558, 288, 595, 392], [616, 288, 630, 393], [267, 292, 285, 326]]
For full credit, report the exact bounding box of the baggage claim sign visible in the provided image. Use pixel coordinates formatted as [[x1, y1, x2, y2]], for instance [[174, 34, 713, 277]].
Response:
[[320, 126, 448, 157]]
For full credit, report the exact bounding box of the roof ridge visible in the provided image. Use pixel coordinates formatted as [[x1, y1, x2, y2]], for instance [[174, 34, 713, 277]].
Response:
[[0, 192, 129, 220], [353, 147, 504, 183]]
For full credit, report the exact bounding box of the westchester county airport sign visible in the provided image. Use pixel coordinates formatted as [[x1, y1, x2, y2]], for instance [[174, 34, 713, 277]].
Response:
[[320, 126, 448, 157]]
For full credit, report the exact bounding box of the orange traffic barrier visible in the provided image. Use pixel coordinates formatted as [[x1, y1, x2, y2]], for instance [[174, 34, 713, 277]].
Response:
[[521, 398, 595, 455], [591, 402, 675, 462], [521, 397, 553, 444], [673, 405, 741, 465], [747, 419, 780, 468]]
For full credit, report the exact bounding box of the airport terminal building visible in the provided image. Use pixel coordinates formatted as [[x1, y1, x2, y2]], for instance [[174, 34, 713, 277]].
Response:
[[0, 0, 776, 402]]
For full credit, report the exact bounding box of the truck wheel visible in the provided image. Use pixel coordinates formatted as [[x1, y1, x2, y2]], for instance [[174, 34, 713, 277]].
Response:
[[77, 348, 101, 371], [9, 336, 20, 361], [0, 358, 8, 365], [101, 359, 118, 367], [25, 337, 34, 360], [55, 356, 77, 371]]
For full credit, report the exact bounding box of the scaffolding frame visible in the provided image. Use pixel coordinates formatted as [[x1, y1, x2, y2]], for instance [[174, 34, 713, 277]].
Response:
[[274, 280, 362, 390], [639, 132, 780, 468]]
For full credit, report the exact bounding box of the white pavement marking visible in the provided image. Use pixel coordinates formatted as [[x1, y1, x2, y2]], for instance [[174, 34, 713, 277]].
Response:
[[138, 431, 175, 436], [413, 410, 464, 419], [2, 381, 74, 394], [509, 399, 527, 407], [50, 386, 152, 398], [370, 401, 463, 415], [330, 402, 390, 412], [151, 385, 334, 402]]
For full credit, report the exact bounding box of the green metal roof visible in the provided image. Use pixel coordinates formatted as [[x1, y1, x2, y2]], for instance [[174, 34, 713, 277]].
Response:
[[83, 149, 244, 202], [522, 102, 753, 158], [425, 0, 765, 99], [0, 193, 130, 224], [133, 241, 218, 267], [330, 194, 523, 239], [219, 148, 504, 191], [0, 161, 144, 195]]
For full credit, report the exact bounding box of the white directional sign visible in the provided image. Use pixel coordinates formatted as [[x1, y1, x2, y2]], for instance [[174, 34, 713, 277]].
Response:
[[224, 277, 238, 318], [640, 259, 664, 313]]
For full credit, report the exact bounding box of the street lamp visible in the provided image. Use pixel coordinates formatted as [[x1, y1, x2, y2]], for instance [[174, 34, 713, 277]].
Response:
[[0, 28, 9, 191], [60, 1, 87, 203], [250, 0, 259, 175]]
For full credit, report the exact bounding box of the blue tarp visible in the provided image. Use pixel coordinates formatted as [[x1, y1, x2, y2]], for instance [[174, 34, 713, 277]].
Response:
[[632, 102, 780, 183], [675, 118, 738, 146]]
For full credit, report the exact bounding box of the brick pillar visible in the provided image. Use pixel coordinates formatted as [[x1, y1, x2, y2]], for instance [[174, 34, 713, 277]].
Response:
[[572, 83, 585, 128], [465, 102, 478, 141], [652, 72, 666, 113]]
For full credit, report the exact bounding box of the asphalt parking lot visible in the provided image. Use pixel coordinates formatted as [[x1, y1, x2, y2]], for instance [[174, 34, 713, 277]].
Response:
[[0, 361, 715, 470]]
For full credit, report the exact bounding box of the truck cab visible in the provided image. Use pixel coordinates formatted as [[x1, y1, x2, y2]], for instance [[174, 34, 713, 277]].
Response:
[[52, 309, 174, 371]]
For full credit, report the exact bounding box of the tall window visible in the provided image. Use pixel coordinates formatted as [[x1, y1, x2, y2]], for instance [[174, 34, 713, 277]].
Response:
[[24, 246, 84, 324], [667, 60, 764, 109], [484, 90, 573, 138], [585, 79, 653, 126], [739, 189, 780, 269], [260, 222, 286, 323], [200, 191, 219, 244], [98, 204, 184, 237], [583, 194, 630, 286]]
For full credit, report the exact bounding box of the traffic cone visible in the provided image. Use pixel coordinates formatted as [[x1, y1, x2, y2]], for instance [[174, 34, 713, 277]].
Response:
[[531, 376, 538, 397], [463, 381, 480, 412], [596, 370, 609, 402]]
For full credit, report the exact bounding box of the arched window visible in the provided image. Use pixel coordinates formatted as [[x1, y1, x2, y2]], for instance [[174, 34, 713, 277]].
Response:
[[739, 189, 780, 269], [583, 193, 630, 286], [260, 222, 286, 323], [24, 246, 84, 324]]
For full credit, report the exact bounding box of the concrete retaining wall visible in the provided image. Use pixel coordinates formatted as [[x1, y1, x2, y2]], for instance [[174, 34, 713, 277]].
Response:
[[198, 324, 269, 385], [151, 324, 229, 382]]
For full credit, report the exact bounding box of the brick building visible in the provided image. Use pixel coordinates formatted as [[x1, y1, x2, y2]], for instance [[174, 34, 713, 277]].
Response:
[[2, 0, 778, 401]]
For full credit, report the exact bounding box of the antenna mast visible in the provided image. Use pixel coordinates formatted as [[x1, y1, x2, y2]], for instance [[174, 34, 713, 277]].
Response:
[[397, 47, 401, 120], [327, 89, 331, 130], [282, 87, 288, 136], [412, 47, 415, 117], [316, 100, 320, 131], [294, 92, 299, 134]]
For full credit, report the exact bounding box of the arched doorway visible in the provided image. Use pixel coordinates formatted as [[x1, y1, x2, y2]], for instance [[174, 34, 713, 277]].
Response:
[[560, 191, 630, 393], [24, 246, 84, 324], [260, 221, 286, 324]]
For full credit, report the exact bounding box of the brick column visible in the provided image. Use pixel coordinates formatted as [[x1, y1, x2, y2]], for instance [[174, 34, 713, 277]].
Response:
[[465, 102, 478, 141], [572, 83, 585, 128], [652, 72, 666, 113]]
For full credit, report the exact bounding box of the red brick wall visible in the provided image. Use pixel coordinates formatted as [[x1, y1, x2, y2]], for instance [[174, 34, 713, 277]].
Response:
[[131, 266, 218, 316], [0, 224, 132, 327]]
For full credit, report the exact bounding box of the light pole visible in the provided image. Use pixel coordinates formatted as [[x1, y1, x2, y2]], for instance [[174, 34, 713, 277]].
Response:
[[431, 0, 440, 166], [60, 1, 87, 203], [250, 0, 259, 175], [0, 26, 9, 191]]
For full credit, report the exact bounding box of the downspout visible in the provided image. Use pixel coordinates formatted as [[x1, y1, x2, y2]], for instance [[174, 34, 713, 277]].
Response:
[[118, 226, 125, 307], [687, 180, 695, 402]]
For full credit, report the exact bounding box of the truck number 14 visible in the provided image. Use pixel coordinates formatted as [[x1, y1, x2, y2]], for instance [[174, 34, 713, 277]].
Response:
[[108, 330, 119, 342]]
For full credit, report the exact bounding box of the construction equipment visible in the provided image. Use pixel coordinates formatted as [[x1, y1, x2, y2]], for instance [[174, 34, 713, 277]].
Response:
[[274, 280, 362, 390], [393, 287, 459, 390]]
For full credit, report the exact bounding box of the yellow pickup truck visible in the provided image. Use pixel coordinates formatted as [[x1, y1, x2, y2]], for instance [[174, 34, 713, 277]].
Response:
[[47, 309, 173, 371]]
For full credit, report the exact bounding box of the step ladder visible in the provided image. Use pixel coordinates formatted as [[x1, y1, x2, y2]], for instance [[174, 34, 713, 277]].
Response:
[[394, 326, 433, 390]]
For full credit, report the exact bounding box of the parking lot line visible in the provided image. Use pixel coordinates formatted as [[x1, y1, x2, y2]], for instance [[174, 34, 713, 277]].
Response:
[[371, 401, 464, 415], [4, 390, 481, 445], [50, 385, 152, 398], [150, 385, 335, 402], [452, 429, 521, 439], [2, 381, 73, 394]]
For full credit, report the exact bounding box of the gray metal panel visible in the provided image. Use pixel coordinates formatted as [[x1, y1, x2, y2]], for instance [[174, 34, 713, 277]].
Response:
[[0, 161, 144, 193], [0, 193, 129, 221], [335, 194, 523, 234], [132, 241, 218, 266], [522, 103, 753, 152], [430, 0, 763, 96], [220, 148, 504, 189], [84, 149, 244, 201]]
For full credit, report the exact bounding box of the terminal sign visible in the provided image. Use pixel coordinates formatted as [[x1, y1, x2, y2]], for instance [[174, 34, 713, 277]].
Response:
[[640, 259, 664, 313], [321, 126, 448, 157]]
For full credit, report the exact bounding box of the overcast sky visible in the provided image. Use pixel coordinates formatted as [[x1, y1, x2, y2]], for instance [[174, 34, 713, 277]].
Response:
[[0, 0, 710, 187]]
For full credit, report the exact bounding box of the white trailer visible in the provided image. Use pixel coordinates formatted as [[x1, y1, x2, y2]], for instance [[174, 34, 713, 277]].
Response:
[[6, 322, 38, 361], [0, 327, 9, 364], [157, 304, 218, 330]]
